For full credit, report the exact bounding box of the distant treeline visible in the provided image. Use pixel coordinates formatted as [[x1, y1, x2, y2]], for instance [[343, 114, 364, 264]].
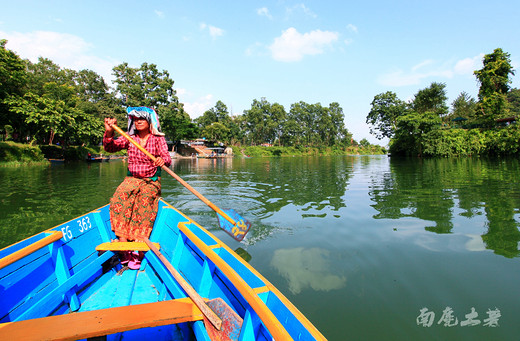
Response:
[[0, 39, 382, 154], [366, 48, 520, 156]]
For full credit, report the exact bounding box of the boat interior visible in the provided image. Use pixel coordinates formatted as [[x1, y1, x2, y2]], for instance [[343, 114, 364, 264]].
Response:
[[0, 200, 317, 340]]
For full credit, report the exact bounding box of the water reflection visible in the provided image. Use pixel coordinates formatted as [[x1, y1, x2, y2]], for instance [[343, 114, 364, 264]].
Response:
[[177, 157, 352, 215], [3, 156, 519, 260], [369, 157, 520, 258], [270, 247, 347, 294], [169, 157, 355, 244], [0, 161, 125, 248]]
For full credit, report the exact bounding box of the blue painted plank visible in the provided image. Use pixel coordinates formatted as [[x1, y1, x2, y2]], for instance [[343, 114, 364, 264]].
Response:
[[130, 270, 160, 306], [260, 291, 313, 341], [58, 219, 104, 271], [91, 210, 112, 243], [178, 242, 205, 292], [78, 271, 124, 312], [75, 270, 115, 312], [183, 222, 219, 246], [50, 243, 80, 311], [15, 251, 114, 321], [207, 271, 247, 317], [108, 268, 138, 308], [193, 320, 212, 341], [0, 253, 58, 322], [145, 251, 186, 299], [214, 247, 266, 289]]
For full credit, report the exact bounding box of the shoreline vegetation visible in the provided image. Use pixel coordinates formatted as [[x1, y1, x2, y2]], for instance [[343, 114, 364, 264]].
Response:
[[2, 40, 518, 160], [0, 141, 387, 165], [367, 48, 520, 157], [1, 39, 386, 162]]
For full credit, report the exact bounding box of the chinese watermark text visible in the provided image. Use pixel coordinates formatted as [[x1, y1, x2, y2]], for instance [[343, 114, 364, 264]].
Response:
[[417, 307, 500, 328]]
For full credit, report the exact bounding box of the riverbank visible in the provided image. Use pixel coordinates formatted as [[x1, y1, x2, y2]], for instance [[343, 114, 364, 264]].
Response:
[[0, 141, 45, 163], [1, 141, 387, 164], [232, 144, 387, 157], [0, 142, 125, 165]]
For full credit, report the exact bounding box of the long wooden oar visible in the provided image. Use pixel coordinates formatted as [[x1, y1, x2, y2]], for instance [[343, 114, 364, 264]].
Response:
[[144, 238, 242, 341], [110, 124, 251, 241]]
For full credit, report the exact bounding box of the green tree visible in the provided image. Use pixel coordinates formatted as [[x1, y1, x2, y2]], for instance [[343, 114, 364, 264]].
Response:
[[507, 88, 520, 118], [113, 62, 194, 140], [160, 102, 198, 141], [5, 92, 74, 144], [451, 91, 476, 120], [202, 122, 230, 142], [112, 62, 178, 109], [243, 98, 286, 145], [325, 102, 351, 146], [280, 114, 303, 146], [195, 100, 230, 128], [359, 138, 370, 147], [390, 112, 442, 156], [0, 40, 28, 140], [412, 82, 449, 117], [195, 101, 242, 144], [286, 101, 318, 146], [474, 48, 515, 126], [26, 58, 68, 95], [366, 91, 408, 140]]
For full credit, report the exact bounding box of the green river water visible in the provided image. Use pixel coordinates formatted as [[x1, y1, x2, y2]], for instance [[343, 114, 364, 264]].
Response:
[[1, 156, 519, 340]]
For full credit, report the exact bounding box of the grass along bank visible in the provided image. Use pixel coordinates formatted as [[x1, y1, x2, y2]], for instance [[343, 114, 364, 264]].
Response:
[[232, 145, 387, 157], [0, 142, 122, 166]]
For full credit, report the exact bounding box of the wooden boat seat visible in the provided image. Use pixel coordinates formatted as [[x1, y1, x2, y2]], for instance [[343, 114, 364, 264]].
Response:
[[95, 241, 160, 251], [0, 298, 203, 341]]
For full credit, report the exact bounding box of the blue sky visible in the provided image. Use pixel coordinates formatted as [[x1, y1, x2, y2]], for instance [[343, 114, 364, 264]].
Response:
[[1, 1, 519, 144]]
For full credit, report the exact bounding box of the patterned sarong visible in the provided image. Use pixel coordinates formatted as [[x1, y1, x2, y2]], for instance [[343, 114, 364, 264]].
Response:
[[109, 176, 161, 241]]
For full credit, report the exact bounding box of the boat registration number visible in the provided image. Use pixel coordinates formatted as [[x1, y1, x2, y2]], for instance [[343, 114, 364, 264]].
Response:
[[61, 216, 93, 242]]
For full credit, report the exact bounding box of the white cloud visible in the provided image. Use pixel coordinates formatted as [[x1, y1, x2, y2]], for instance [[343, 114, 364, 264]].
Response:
[[245, 42, 266, 57], [269, 27, 339, 62], [346, 24, 358, 33], [257, 7, 273, 20], [378, 54, 484, 87], [454, 54, 484, 75], [286, 3, 317, 18], [209, 26, 224, 39], [378, 69, 427, 87], [1, 30, 118, 83], [200, 22, 224, 39], [154, 10, 165, 18], [182, 94, 214, 119], [412, 59, 435, 72], [176, 88, 187, 96]]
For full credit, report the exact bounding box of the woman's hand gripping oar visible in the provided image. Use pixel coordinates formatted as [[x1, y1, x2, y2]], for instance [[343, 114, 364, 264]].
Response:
[[109, 123, 251, 241]]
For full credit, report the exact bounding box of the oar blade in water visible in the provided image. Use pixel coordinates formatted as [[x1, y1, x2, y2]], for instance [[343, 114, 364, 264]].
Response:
[[217, 209, 251, 242]]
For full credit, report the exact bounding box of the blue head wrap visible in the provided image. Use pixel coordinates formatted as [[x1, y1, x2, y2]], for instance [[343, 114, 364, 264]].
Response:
[[126, 107, 164, 136]]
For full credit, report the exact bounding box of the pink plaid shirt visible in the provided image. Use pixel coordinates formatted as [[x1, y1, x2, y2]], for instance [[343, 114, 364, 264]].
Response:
[[103, 132, 172, 178]]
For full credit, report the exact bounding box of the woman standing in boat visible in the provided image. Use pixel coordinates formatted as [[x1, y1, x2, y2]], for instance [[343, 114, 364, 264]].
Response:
[[103, 107, 171, 268]]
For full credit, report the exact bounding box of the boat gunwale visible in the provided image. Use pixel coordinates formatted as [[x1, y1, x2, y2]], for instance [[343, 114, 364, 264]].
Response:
[[159, 199, 326, 340]]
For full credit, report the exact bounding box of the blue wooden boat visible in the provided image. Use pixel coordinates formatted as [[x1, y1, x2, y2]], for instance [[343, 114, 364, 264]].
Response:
[[0, 199, 325, 340]]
